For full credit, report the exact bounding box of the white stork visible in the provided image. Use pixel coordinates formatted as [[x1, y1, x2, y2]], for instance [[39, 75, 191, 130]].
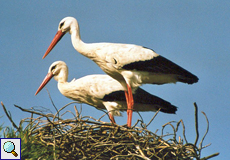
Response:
[[35, 61, 177, 124], [42, 17, 198, 127]]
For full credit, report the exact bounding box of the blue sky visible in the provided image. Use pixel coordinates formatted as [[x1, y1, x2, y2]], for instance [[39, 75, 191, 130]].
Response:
[[1, 1, 229, 158]]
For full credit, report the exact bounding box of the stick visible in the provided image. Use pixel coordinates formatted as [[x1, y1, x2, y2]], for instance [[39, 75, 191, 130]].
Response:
[[194, 102, 199, 146], [1, 102, 19, 130]]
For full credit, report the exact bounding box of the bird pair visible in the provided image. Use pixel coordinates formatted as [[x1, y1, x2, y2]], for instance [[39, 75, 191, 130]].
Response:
[[35, 17, 198, 127]]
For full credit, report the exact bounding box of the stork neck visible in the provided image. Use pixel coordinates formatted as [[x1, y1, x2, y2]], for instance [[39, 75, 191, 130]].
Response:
[[70, 27, 96, 59], [57, 81, 69, 98], [54, 69, 68, 83]]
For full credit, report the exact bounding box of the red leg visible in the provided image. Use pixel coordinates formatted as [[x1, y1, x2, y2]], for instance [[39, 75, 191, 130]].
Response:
[[109, 113, 116, 124], [128, 85, 134, 108], [124, 90, 129, 115], [127, 84, 134, 128], [125, 90, 131, 127]]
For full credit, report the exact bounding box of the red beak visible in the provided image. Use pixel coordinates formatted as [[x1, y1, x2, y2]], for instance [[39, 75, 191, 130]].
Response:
[[35, 72, 53, 95], [42, 30, 65, 59]]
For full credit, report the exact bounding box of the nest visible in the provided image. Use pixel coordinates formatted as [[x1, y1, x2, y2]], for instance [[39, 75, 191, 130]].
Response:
[[1, 101, 219, 160]]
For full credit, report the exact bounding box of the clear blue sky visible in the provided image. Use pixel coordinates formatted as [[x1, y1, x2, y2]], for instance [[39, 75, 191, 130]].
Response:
[[1, 1, 229, 158]]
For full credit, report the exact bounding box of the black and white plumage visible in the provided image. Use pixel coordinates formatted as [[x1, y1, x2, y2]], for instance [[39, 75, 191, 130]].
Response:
[[42, 17, 198, 127], [35, 61, 177, 124]]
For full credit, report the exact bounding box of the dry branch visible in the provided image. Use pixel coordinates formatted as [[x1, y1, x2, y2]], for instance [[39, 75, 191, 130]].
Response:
[[1, 101, 19, 130], [1, 101, 219, 160]]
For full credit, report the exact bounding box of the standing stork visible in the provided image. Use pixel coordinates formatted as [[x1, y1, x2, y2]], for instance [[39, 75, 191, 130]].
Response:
[[35, 61, 177, 124], [42, 17, 198, 127]]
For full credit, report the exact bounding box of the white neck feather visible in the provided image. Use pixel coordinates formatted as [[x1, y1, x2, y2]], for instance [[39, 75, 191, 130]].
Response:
[[70, 26, 97, 59], [54, 69, 68, 83]]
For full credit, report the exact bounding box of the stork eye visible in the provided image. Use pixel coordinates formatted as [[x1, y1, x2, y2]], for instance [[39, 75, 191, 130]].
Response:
[[51, 65, 56, 71], [59, 22, 64, 28]]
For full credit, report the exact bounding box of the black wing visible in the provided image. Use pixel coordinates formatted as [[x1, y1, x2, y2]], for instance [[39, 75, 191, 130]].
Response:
[[122, 55, 198, 84], [102, 88, 177, 114]]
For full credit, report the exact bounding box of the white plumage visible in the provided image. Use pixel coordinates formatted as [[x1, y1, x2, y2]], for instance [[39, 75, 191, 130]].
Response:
[[42, 17, 198, 127], [35, 61, 177, 124]]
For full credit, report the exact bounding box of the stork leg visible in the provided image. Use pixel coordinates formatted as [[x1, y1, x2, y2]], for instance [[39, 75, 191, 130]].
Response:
[[125, 90, 130, 111], [125, 90, 130, 107], [125, 90, 131, 126], [109, 113, 116, 124], [126, 84, 134, 128], [127, 84, 134, 108]]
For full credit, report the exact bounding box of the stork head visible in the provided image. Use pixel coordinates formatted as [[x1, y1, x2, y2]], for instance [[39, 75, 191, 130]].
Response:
[[43, 17, 79, 59], [35, 61, 68, 95], [58, 17, 78, 33]]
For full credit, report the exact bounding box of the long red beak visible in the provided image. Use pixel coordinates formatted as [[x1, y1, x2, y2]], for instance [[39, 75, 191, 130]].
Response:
[[42, 30, 65, 59], [35, 72, 53, 95]]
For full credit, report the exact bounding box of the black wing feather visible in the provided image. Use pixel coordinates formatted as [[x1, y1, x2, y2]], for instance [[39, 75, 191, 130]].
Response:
[[102, 88, 177, 114], [122, 55, 198, 84]]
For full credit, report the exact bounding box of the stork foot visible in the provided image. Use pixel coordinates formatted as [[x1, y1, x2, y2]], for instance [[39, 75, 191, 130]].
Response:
[[109, 113, 116, 124]]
